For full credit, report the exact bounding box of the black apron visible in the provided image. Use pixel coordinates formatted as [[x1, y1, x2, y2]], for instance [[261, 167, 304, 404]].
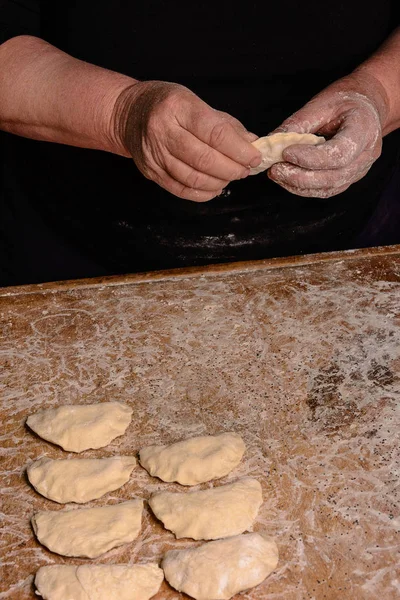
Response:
[[1, 1, 399, 284]]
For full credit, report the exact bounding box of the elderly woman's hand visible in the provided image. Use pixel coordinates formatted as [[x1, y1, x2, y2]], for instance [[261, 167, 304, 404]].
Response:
[[115, 80, 261, 202], [268, 72, 389, 198]]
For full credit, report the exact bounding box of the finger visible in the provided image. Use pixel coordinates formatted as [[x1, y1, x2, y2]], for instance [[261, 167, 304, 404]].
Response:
[[231, 127, 259, 144], [225, 116, 260, 143], [169, 128, 251, 182], [281, 100, 381, 170], [282, 123, 373, 170], [163, 153, 230, 192], [273, 97, 334, 135], [269, 155, 373, 190], [185, 110, 262, 168], [156, 171, 223, 202], [270, 178, 352, 199], [240, 130, 259, 143], [142, 163, 223, 202]]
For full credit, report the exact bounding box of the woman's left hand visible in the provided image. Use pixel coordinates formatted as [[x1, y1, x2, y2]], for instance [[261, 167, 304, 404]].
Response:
[[268, 73, 388, 198]]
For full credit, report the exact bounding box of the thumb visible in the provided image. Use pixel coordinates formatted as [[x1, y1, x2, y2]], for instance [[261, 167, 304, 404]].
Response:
[[232, 128, 259, 143], [240, 129, 259, 143], [273, 97, 332, 135], [225, 114, 259, 143]]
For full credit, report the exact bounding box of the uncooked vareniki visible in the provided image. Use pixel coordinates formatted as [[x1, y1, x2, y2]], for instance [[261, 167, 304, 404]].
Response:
[[139, 432, 245, 485], [26, 402, 132, 452], [32, 499, 143, 558], [35, 563, 163, 600], [149, 477, 262, 540], [249, 132, 325, 175], [162, 532, 278, 600], [27, 456, 136, 503]]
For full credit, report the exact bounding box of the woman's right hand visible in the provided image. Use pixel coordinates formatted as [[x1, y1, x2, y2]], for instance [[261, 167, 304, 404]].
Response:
[[114, 81, 261, 201]]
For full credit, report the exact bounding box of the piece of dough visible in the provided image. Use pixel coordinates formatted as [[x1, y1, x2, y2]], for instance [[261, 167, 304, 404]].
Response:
[[162, 532, 278, 600], [35, 563, 164, 600], [32, 499, 143, 558], [249, 132, 325, 175], [139, 432, 245, 486], [149, 477, 262, 540], [26, 402, 132, 453], [27, 456, 136, 504]]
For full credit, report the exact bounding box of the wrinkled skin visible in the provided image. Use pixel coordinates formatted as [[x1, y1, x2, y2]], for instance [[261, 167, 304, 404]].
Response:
[[268, 73, 388, 198], [116, 80, 261, 202]]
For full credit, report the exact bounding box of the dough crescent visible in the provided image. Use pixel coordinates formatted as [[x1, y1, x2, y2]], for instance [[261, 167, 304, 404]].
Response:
[[32, 499, 143, 558], [139, 432, 245, 485], [26, 402, 132, 453], [27, 456, 136, 503], [162, 532, 279, 600], [250, 132, 325, 175], [35, 563, 164, 600], [149, 477, 262, 540]]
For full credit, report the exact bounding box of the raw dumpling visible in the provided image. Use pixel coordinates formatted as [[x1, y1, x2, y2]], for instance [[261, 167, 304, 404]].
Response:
[[139, 433, 245, 485], [32, 499, 143, 558], [27, 456, 136, 503], [250, 132, 325, 175], [149, 477, 262, 540], [26, 402, 132, 452], [139, 433, 246, 485], [162, 532, 278, 600], [35, 563, 164, 600]]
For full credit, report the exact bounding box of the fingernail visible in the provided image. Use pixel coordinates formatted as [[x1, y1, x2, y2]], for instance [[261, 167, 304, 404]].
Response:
[[283, 149, 294, 161], [271, 163, 283, 174], [250, 156, 261, 168], [269, 165, 283, 181]]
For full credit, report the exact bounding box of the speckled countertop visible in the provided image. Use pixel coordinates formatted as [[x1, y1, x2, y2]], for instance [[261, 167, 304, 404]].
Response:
[[1, 246, 399, 600]]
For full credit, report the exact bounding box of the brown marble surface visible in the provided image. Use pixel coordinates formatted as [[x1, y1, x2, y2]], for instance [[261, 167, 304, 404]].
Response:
[[1, 246, 399, 600]]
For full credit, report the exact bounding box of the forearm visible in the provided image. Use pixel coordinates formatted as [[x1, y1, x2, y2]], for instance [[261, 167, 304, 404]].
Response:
[[0, 35, 137, 155], [354, 26, 400, 136]]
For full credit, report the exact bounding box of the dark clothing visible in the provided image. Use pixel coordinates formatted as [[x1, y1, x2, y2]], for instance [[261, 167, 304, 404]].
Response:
[[1, 1, 399, 285]]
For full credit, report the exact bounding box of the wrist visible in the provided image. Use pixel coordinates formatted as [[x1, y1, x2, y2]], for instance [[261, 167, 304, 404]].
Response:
[[109, 80, 159, 158], [110, 80, 183, 157], [349, 69, 390, 132], [351, 27, 400, 136], [100, 80, 145, 157], [323, 70, 389, 133]]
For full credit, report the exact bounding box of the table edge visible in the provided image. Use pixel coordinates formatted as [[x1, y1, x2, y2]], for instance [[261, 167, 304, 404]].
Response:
[[1, 244, 399, 297]]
